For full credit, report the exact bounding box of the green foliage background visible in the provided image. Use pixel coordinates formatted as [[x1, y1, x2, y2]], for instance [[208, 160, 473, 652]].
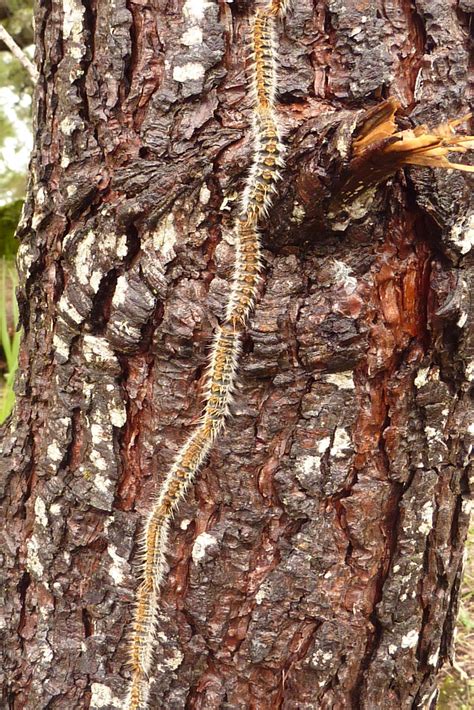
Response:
[[0, 0, 33, 421], [0, 256, 19, 422], [0, 198, 23, 254], [0, 0, 34, 203]]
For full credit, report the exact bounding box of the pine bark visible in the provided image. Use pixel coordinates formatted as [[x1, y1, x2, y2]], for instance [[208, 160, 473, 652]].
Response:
[[1, 1, 472, 709]]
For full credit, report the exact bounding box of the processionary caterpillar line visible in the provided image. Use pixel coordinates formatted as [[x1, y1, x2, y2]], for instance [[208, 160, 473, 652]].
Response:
[[125, 2, 290, 707]]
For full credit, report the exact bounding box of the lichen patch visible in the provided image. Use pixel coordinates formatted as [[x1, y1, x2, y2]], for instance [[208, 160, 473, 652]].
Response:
[[173, 62, 205, 83], [47, 442, 63, 462], [418, 501, 434, 536], [192, 532, 217, 563], [83, 335, 117, 364], [297, 455, 321, 476], [181, 26, 203, 46], [26, 535, 44, 578], [183, 0, 212, 22], [34, 497, 48, 527], [401, 629, 419, 649], [112, 275, 129, 307], [58, 294, 83, 324], [449, 213, 474, 255], [62, 0, 85, 42], [318, 436, 331, 454], [90, 452, 108, 473], [90, 683, 122, 709], [107, 544, 128, 584], [331, 427, 352, 458], [324, 371, 355, 390], [74, 230, 96, 285], [110, 402, 127, 428]]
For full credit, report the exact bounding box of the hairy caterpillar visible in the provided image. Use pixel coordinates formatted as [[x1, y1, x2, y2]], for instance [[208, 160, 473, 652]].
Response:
[[125, 2, 291, 708]]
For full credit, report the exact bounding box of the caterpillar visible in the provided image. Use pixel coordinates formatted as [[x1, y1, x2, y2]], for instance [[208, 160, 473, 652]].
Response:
[[125, 2, 290, 708]]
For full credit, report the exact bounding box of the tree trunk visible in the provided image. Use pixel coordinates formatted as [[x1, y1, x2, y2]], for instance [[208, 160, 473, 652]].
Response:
[[1, 1, 472, 709]]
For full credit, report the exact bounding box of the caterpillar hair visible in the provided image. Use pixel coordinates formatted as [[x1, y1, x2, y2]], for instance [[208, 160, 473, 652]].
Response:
[[269, 0, 293, 17], [125, 2, 290, 708]]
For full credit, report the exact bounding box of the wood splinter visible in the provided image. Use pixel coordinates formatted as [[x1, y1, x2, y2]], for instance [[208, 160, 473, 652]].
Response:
[[333, 97, 474, 214]]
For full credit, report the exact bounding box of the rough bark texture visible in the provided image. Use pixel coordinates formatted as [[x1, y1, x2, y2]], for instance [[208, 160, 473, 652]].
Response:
[[1, 1, 472, 709]]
